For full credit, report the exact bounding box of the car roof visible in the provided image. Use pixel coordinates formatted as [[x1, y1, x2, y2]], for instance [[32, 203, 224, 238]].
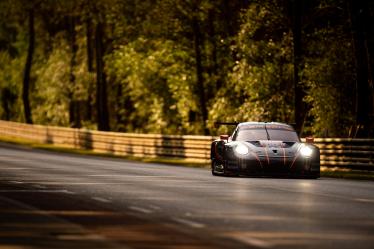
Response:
[[237, 122, 295, 131]]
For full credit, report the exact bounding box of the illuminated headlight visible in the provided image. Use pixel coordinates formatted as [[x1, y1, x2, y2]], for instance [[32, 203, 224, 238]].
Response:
[[235, 144, 249, 155], [300, 145, 313, 157]]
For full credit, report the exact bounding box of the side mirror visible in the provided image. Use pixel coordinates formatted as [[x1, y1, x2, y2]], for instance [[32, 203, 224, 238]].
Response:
[[305, 137, 314, 144], [220, 135, 229, 141]]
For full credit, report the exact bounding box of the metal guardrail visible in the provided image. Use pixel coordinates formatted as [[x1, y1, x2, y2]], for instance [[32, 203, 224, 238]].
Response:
[[312, 138, 374, 170], [0, 120, 214, 163], [0, 120, 373, 169]]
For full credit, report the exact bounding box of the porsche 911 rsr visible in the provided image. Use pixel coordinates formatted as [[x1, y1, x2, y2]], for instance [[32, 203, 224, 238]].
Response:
[[211, 122, 320, 178]]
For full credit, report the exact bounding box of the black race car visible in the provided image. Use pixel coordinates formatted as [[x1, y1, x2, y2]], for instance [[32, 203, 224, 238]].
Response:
[[211, 122, 320, 178]]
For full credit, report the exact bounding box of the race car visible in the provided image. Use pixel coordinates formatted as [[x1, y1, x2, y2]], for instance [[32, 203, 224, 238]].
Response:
[[211, 122, 320, 178]]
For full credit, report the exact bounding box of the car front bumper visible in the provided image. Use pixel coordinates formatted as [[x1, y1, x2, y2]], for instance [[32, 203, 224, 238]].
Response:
[[224, 157, 320, 177]]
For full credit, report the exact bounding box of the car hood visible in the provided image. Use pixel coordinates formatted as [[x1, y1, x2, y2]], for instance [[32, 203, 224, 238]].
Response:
[[228, 140, 299, 148], [227, 140, 302, 157], [246, 140, 298, 148]]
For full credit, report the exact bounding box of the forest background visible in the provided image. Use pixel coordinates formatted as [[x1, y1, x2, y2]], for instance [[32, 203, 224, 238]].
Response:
[[0, 0, 373, 137]]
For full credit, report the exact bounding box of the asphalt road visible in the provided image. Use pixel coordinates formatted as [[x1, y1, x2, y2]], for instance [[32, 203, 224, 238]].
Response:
[[0, 143, 373, 249]]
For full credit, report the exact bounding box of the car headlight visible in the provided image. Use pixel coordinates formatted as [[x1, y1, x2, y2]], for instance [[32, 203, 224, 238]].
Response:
[[300, 145, 313, 157], [235, 144, 249, 155]]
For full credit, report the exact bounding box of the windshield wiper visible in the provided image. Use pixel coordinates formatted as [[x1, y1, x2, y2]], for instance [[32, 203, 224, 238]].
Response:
[[264, 123, 270, 140]]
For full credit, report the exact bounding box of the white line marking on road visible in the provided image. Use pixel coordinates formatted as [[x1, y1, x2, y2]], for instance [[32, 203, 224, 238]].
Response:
[[355, 198, 374, 203], [237, 237, 273, 248], [92, 197, 111, 203], [172, 218, 205, 228], [149, 205, 161, 210], [129, 206, 153, 214], [9, 181, 23, 184], [226, 233, 273, 248]]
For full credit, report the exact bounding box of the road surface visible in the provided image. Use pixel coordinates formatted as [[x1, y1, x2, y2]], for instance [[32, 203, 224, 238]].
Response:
[[0, 142, 373, 249]]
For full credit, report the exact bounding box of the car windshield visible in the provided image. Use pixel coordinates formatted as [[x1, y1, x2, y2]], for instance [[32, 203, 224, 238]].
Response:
[[267, 129, 300, 142], [235, 129, 268, 141], [234, 126, 300, 142]]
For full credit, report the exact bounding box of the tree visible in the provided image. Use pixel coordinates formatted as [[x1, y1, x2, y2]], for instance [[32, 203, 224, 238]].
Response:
[[0, 0, 372, 137], [192, 16, 208, 134], [348, 0, 374, 137], [95, 21, 110, 131], [67, 15, 81, 128], [22, 8, 34, 124], [290, 0, 306, 135], [210, 0, 294, 131]]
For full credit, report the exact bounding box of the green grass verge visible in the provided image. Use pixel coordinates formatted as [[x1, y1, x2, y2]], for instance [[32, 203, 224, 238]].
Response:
[[320, 169, 374, 181], [0, 134, 373, 180]]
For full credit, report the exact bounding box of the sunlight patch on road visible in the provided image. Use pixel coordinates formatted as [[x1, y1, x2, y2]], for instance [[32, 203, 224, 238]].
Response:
[[0, 210, 120, 217], [0, 167, 28, 170], [57, 234, 105, 241], [172, 217, 205, 228], [225, 231, 374, 248], [129, 206, 153, 214], [0, 189, 74, 194], [225, 232, 273, 248], [91, 197, 112, 203], [355, 198, 374, 203]]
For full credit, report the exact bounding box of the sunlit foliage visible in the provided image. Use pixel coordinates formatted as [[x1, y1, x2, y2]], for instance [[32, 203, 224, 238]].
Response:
[[209, 1, 294, 134], [107, 38, 198, 134], [0, 0, 372, 137]]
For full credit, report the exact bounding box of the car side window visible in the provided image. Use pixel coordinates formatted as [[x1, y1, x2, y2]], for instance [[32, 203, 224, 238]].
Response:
[[232, 128, 238, 141]]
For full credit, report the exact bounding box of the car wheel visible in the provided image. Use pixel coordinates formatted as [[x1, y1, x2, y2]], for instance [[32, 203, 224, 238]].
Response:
[[306, 168, 320, 179], [211, 160, 225, 176], [306, 174, 320, 179]]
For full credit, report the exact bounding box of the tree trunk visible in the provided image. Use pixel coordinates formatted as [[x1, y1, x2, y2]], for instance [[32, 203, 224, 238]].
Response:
[[95, 22, 110, 131], [22, 9, 34, 124], [86, 19, 94, 122], [291, 0, 305, 135], [207, 9, 221, 92], [68, 16, 81, 128], [1, 88, 12, 120], [349, 0, 374, 137], [193, 18, 208, 135], [86, 19, 94, 72]]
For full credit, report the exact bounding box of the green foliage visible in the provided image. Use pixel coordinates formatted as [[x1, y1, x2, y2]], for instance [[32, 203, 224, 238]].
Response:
[[33, 45, 70, 126], [0, 0, 370, 137], [32, 32, 93, 127], [303, 27, 355, 137], [0, 51, 23, 121], [107, 38, 199, 134], [209, 1, 294, 134]]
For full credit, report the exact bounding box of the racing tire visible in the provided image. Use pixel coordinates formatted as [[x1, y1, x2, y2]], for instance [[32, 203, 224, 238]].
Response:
[[305, 174, 320, 179], [211, 160, 226, 176]]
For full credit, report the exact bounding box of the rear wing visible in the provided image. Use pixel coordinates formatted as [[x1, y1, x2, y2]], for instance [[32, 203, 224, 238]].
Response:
[[214, 122, 239, 128], [214, 121, 297, 130]]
